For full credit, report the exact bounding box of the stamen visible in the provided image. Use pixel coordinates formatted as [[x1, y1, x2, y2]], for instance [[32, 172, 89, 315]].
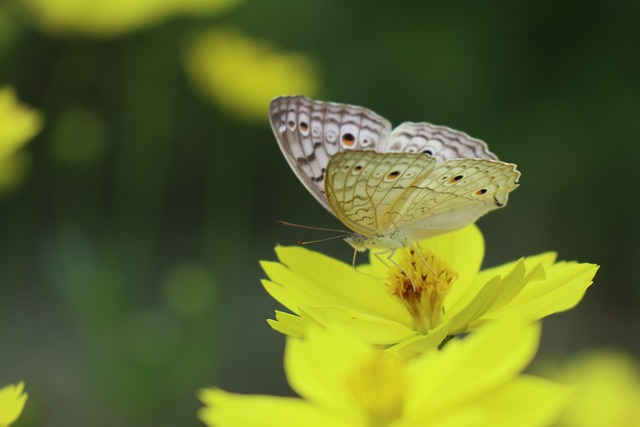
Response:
[[387, 246, 458, 333]]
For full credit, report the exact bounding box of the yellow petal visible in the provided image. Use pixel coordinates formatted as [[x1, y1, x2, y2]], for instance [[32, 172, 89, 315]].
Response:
[[267, 310, 315, 338], [485, 260, 546, 311], [460, 258, 545, 329], [299, 305, 416, 345], [261, 276, 305, 314], [284, 328, 370, 423], [476, 252, 557, 283], [448, 252, 555, 315], [482, 262, 598, 322], [198, 388, 353, 427], [474, 252, 558, 285], [263, 246, 409, 324], [388, 321, 451, 356], [405, 322, 541, 419], [423, 225, 485, 307], [446, 274, 508, 334], [434, 376, 570, 427]]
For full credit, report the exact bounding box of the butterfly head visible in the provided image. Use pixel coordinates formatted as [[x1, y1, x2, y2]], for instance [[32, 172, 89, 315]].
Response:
[[344, 234, 368, 252]]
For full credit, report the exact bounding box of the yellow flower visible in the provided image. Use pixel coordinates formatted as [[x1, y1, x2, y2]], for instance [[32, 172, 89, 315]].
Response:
[[183, 29, 319, 121], [0, 382, 28, 426], [552, 351, 640, 427], [0, 86, 43, 193], [262, 225, 598, 354], [21, 0, 239, 37], [199, 322, 569, 427]]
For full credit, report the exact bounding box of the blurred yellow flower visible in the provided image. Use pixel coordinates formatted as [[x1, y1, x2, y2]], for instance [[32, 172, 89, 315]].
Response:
[[0, 86, 43, 193], [184, 29, 319, 121], [21, 0, 240, 37], [199, 322, 569, 427], [553, 351, 640, 427], [0, 382, 28, 426], [262, 225, 598, 354]]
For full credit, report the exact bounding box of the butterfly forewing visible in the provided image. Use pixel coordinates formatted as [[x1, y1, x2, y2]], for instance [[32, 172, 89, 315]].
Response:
[[325, 150, 438, 237], [269, 96, 392, 212]]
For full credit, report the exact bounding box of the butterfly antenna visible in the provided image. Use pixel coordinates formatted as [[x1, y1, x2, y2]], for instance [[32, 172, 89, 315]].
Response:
[[277, 220, 350, 234], [299, 234, 351, 245]]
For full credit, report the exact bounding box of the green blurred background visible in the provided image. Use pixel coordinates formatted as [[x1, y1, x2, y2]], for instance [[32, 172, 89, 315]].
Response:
[[0, 0, 638, 425]]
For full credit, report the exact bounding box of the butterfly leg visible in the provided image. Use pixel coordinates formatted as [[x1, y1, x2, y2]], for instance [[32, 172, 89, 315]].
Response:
[[374, 249, 418, 290], [373, 249, 393, 269], [351, 250, 388, 281], [409, 243, 436, 275]]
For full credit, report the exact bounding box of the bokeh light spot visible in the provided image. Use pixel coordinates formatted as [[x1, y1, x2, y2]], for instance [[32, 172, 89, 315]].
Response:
[[161, 262, 217, 317]]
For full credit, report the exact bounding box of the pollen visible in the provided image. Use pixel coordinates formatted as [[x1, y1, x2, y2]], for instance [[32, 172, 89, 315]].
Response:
[[387, 247, 458, 334], [346, 351, 407, 427]]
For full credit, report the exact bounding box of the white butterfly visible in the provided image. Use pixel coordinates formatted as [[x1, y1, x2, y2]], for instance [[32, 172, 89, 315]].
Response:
[[269, 95, 520, 252]]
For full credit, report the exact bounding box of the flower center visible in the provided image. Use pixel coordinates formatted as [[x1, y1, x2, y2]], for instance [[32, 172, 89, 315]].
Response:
[[387, 247, 458, 334], [346, 351, 407, 427]]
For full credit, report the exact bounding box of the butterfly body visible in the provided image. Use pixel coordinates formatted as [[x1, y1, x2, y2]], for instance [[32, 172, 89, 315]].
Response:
[[270, 96, 520, 252], [343, 227, 409, 252]]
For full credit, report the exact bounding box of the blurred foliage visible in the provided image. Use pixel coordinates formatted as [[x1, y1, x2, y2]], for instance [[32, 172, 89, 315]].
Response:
[[0, 0, 638, 426]]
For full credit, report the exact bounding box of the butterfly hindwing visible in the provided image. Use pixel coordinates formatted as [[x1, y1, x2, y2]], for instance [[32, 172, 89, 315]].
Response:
[[382, 157, 520, 238], [325, 150, 438, 237], [388, 122, 498, 161]]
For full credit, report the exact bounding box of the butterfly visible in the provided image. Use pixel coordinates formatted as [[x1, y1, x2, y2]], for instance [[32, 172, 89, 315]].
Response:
[[269, 95, 520, 253]]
